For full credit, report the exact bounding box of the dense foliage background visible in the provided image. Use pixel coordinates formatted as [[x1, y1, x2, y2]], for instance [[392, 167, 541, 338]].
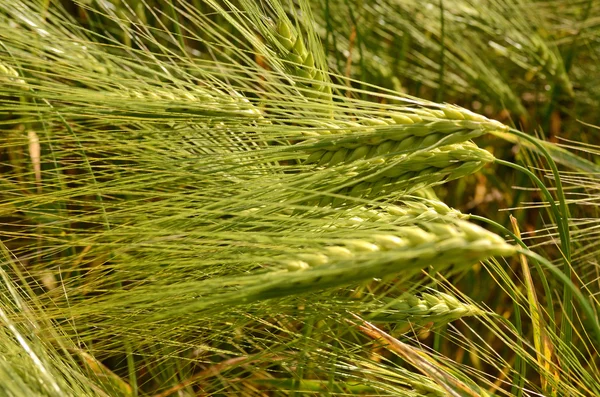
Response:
[[1, 0, 600, 396]]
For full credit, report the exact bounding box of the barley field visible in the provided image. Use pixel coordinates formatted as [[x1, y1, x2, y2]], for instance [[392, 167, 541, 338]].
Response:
[[1, 0, 600, 396]]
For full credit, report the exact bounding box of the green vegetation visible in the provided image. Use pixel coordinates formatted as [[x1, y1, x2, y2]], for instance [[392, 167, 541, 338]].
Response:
[[1, 0, 599, 396]]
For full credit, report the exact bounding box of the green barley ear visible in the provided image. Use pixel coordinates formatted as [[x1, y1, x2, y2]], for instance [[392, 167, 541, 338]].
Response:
[[306, 142, 494, 207], [232, 218, 516, 305], [353, 315, 500, 397], [300, 106, 506, 167], [386, 197, 469, 220], [113, 84, 263, 120], [321, 198, 468, 237], [88, 210, 516, 321], [272, 18, 332, 101], [367, 290, 483, 328], [331, 197, 467, 226], [230, 1, 333, 106]]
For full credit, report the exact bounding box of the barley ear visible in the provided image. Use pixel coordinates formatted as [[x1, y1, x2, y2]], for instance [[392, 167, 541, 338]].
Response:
[[271, 18, 332, 101], [303, 142, 494, 207], [367, 291, 483, 328]]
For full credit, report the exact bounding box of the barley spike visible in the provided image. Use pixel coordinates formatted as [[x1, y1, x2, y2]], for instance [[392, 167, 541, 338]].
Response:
[[272, 19, 332, 101], [308, 142, 494, 207], [366, 291, 483, 327], [219, 218, 516, 307]]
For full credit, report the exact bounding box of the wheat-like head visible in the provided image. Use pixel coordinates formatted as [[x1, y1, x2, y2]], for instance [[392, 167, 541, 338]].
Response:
[[275, 215, 515, 294], [271, 19, 332, 101], [303, 141, 494, 207], [112, 85, 263, 119], [367, 290, 484, 327], [301, 106, 506, 165]]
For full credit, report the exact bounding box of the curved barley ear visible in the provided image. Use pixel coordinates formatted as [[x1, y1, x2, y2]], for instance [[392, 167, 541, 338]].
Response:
[[252, 217, 516, 303], [385, 197, 469, 221], [111, 84, 264, 119], [268, 18, 332, 102], [328, 197, 468, 227], [99, 206, 516, 320], [366, 290, 484, 327], [305, 142, 494, 207], [298, 105, 506, 167], [63, 209, 516, 322], [353, 315, 498, 397]]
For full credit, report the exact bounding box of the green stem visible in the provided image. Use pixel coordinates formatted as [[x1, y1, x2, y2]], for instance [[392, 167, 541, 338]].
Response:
[[169, 0, 186, 53], [506, 128, 571, 258], [519, 250, 600, 347], [436, 0, 445, 103], [494, 159, 568, 263], [505, 127, 573, 347], [470, 214, 555, 329]]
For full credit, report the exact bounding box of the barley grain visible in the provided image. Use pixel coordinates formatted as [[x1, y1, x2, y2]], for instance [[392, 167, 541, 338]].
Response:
[[339, 198, 466, 226]]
